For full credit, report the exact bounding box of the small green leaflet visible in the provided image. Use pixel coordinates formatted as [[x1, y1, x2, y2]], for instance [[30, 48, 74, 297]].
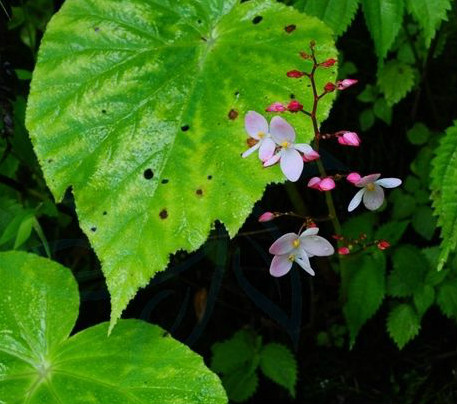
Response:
[[26, 0, 337, 329], [0, 251, 227, 404], [387, 303, 421, 349], [377, 60, 415, 106]]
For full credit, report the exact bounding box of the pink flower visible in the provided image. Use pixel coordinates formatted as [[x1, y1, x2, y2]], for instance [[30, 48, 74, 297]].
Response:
[[337, 131, 360, 146], [338, 247, 350, 255], [307, 177, 335, 191], [377, 240, 391, 250], [287, 70, 305, 78], [348, 174, 402, 212], [268, 228, 335, 277], [266, 102, 287, 112], [287, 100, 303, 112], [336, 79, 358, 90], [346, 172, 361, 184], [242, 111, 277, 161], [302, 149, 320, 162], [320, 58, 337, 67], [258, 212, 275, 222], [263, 117, 318, 182]]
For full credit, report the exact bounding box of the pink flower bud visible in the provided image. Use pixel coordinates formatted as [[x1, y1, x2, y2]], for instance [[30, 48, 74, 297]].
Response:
[[338, 247, 350, 255], [287, 70, 305, 78], [319, 177, 336, 191], [258, 212, 275, 222], [336, 79, 358, 90], [324, 82, 336, 92], [302, 150, 320, 162], [346, 172, 361, 184], [320, 58, 337, 67], [377, 240, 390, 250], [307, 177, 322, 190], [307, 222, 317, 228], [337, 131, 361, 146], [287, 100, 303, 112], [332, 234, 344, 240], [266, 102, 287, 112]]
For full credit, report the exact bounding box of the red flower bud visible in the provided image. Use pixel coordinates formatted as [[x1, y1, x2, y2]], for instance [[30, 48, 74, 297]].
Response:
[[320, 58, 337, 67], [266, 102, 287, 112], [338, 247, 350, 255], [377, 240, 391, 250], [324, 82, 336, 92], [336, 79, 358, 90], [307, 222, 317, 228], [287, 70, 305, 78], [287, 100, 303, 112], [258, 212, 275, 222]]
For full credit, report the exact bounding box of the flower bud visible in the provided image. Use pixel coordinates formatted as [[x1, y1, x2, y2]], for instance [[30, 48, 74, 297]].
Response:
[[287, 100, 303, 112], [336, 79, 358, 90], [319, 177, 336, 191], [377, 240, 391, 250], [324, 82, 336, 92], [338, 247, 350, 255], [307, 222, 317, 228], [337, 131, 361, 146], [346, 172, 361, 184], [320, 58, 337, 67], [266, 102, 287, 112], [287, 70, 305, 78], [302, 150, 320, 162], [258, 212, 275, 222], [307, 177, 322, 190]]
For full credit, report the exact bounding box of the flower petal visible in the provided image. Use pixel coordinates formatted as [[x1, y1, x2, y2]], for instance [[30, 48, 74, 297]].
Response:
[[280, 148, 303, 182], [269, 233, 297, 255], [270, 116, 295, 144], [302, 235, 335, 257], [245, 111, 268, 138], [263, 153, 281, 167], [355, 173, 381, 187], [363, 184, 385, 210], [294, 143, 314, 154], [258, 138, 276, 161], [241, 142, 260, 158], [295, 251, 315, 276], [375, 178, 402, 188], [299, 227, 319, 238], [269, 255, 293, 277], [348, 188, 365, 212]]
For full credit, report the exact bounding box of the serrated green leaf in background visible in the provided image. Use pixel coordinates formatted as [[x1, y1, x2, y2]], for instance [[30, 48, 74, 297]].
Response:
[[0, 251, 227, 404], [373, 98, 392, 125], [377, 60, 415, 106], [387, 245, 429, 297], [221, 369, 258, 403], [294, 0, 360, 36], [259, 343, 297, 397], [387, 303, 421, 349], [407, 122, 431, 145], [413, 284, 435, 315], [362, 0, 404, 60], [412, 206, 436, 240], [374, 220, 409, 246], [431, 121, 457, 270], [343, 252, 386, 347], [406, 0, 452, 47], [26, 0, 338, 329], [437, 279, 457, 319]]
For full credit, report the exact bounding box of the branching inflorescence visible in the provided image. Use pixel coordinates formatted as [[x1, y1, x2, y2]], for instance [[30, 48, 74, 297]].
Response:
[[242, 41, 402, 277]]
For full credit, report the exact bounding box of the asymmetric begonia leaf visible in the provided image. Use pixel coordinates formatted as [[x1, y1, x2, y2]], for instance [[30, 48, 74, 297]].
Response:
[[26, 0, 337, 328], [0, 251, 227, 404]]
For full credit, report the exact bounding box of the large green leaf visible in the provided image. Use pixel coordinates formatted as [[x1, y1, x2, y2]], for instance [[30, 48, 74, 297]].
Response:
[[406, 0, 452, 47], [430, 121, 457, 269], [0, 251, 227, 404], [343, 251, 386, 347], [387, 303, 421, 349], [294, 0, 360, 36], [362, 0, 404, 60], [26, 0, 337, 328]]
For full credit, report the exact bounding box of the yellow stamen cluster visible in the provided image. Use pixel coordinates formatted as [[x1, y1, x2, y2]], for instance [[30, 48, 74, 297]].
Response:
[[366, 183, 375, 191], [257, 131, 265, 139], [288, 254, 296, 262], [281, 141, 289, 148], [292, 239, 300, 248]]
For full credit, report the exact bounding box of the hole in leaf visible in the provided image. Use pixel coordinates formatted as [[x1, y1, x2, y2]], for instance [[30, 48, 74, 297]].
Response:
[[103, 211, 107, 216], [159, 209, 168, 219], [290, 93, 295, 99], [91, 227, 97, 232], [228, 109, 239, 120], [207, 175, 212, 180], [181, 125, 190, 132], [285, 24, 296, 33], [252, 16, 263, 24], [101, 109, 107, 114], [234, 91, 240, 96], [47, 159, 53, 163], [197, 19, 202, 24], [196, 189, 203, 196], [143, 169, 154, 180], [94, 26, 100, 32], [161, 179, 169, 184], [201, 36, 207, 42]]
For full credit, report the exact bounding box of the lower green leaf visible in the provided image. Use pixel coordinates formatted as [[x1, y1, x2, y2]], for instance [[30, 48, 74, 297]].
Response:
[[387, 303, 421, 349], [0, 251, 227, 404]]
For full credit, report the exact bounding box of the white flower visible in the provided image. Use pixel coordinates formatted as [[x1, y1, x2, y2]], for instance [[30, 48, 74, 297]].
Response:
[[242, 111, 276, 161], [348, 173, 402, 212], [268, 228, 334, 277]]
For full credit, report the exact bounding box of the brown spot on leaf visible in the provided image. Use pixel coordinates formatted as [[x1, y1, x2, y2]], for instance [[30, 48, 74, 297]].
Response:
[[228, 109, 239, 120], [159, 209, 168, 219], [285, 24, 296, 33]]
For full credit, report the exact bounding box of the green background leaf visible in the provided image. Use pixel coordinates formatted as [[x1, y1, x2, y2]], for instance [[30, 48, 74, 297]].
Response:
[[26, 0, 337, 328], [387, 303, 421, 349], [259, 343, 297, 397], [377, 60, 415, 106], [0, 251, 227, 404]]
